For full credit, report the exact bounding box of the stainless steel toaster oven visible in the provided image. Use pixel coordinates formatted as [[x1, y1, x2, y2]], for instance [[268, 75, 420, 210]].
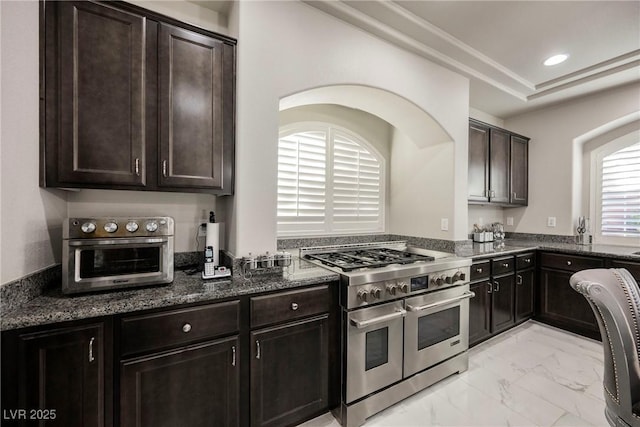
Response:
[[62, 217, 174, 294]]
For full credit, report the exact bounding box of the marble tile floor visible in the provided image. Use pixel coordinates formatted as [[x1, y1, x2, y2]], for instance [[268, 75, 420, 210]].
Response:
[[298, 321, 609, 427]]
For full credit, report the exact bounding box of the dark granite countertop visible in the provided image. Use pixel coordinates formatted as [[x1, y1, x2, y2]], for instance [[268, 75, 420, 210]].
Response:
[[1, 258, 339, 332], [457, 239, 640, 261]]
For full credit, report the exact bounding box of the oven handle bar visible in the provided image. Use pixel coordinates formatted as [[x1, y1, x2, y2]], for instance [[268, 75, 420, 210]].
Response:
[[67, 237, 169, 246], [406, 291, 475, 312], [350, 309, 406, 329]]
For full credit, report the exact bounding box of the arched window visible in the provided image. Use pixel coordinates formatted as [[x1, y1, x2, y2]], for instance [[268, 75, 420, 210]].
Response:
[[591, 135, 640, 245], [277, 123, 385, 236]]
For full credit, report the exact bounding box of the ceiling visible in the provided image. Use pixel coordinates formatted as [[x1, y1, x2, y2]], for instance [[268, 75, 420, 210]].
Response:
[[302, 0, 640, 118]]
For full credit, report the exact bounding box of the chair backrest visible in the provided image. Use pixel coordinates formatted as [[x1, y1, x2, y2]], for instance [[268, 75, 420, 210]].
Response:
[[570, 268, 640, 427]]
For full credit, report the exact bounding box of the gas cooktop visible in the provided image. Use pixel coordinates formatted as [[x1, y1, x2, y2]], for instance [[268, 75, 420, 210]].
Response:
[[303, 247, 434, 272]]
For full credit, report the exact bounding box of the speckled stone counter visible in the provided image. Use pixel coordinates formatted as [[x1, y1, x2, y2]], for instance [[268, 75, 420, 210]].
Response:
[[456, 239, 640, 261], [1, 258, 338, 332]]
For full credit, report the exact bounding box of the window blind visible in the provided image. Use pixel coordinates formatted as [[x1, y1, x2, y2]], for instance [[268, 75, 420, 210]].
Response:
[[601, 142, 640, 238], [277, 125, 384, 235]]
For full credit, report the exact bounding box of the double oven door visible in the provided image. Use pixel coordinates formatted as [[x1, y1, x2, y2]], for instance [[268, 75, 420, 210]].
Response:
[[345, 284, 473, 403]]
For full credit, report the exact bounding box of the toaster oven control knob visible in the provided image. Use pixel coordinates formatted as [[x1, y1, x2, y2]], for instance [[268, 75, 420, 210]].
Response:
[[80, 222, 96, 234], [103, 222, 118, 233], [371, 288, 381, 299], [386, 285, 397, 296], [145, 221, 159, 232], [125, 221, 139, 233], [357, 290, 370, 302]]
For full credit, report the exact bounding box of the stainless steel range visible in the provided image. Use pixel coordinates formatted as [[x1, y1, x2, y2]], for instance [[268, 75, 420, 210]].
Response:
[[301, 241, 473, 427]]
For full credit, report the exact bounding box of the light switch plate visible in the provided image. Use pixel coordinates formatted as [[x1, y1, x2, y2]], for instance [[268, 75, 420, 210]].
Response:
[[506, 217, 514, 226], [441, 218, 449, 231], [547, 217, 556, 227]]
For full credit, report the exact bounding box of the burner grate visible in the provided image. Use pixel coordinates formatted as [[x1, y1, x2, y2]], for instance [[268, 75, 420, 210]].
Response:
[[304, 248, 434, 272]]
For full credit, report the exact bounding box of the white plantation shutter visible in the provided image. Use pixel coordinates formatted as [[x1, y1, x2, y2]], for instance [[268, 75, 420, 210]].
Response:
[[600, 142, 640, 238], [277, 124, 384, 236]]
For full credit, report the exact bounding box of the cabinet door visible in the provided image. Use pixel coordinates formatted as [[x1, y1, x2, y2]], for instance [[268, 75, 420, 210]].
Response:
[[158, 24, 233, 190], [510, 135, 528, 205], [491, 275, 515, 333], [468, 122, 490, 202], [17, 323, 105, 427], [56, 1, 146, 186], [515, 269, 535, 322], [251, 316, 329, 427], [120, 336, 239, 427], [489, 128, 510, 204], [469, 281, 492, 346], [538, 269, 599, 339]]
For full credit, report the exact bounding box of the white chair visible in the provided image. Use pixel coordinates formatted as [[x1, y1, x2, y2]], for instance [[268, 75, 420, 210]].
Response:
[[570, 268, 640, 427]]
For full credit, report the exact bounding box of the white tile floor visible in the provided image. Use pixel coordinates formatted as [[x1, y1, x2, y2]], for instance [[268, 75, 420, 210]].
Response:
[[298, 321, 609, 427]]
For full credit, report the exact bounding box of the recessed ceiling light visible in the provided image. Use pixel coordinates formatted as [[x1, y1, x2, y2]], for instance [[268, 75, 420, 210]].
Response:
[[544, 54, 569, 66]]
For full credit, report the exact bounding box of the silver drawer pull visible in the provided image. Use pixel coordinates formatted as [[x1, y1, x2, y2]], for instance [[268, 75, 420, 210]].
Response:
[[476, 267, 483, 273], [502, 263, 509, 268], [135, 158, 140, 176], [89, 337, 95, 362], [182, 323, 192, 333], [350, 309, 406, 329], [567, 261, 572, 266], [406, 292, 475, 312], [256, 340, 261, 359], [162, 160, 168, 177], [517, 274, 523, 285], [231, 345, 236, 367], [494, 281, 500, 292], [291, 302, 299, 311], [524, 258, 531, 263]]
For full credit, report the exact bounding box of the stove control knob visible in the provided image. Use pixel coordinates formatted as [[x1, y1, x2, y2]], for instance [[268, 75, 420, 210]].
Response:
[[80, 222, 96, 234], [357, 290, 370, 302], [103, 222, 118, 233], [435, 276, 444, 286], [371, 288, 381, 299], [399, 282, 409, 293], [145, 221, 159, 232], [386, 285, 397, 296], [125, 221, 139, 233], [452, 271, 465, 282]]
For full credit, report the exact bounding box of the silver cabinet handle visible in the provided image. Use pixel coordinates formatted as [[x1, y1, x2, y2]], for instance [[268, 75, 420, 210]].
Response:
[[476, 267, 483, 273], [489, 190, 496, 198], [567, 261, 572, 266], [89, 337, 95, 362], [135, 158, 140, 176], [232, 345, 236, 367], [182, 323, 192, 333], [502, 263, 509, 268], [406, 292, 475, 312], [290, 302, 299, 311], [350, 309, 406, 329], [162, 160, 168, 177], [487, 282, 492, 293], [256, 340, 261, 359], [493, 281, 500, 292], [513, 192, 517, 199], [517, 274, 523, 285]]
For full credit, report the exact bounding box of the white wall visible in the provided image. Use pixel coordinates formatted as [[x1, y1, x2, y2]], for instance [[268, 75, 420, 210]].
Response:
[[1, 1, 68, 284], [127, 0, 228, 35], [470, 108, 504, 128], [223, 0, 470, 257], [505, 83, 640, 236]]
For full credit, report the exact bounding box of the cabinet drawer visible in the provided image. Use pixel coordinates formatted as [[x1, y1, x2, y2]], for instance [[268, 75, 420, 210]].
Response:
[[251, 285, 330, 329], [540, 252, 603, 272], [120, 300, 239, 356], [471, 261, 491, 281], [516, 252, 535, 270], [492, 256, 515, 276], [609, 259, 640, 281]]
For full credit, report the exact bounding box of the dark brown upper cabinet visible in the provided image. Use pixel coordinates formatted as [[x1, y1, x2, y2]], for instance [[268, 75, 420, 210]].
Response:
[[468, 119, 529, 207], [41, 1, 236, 195]]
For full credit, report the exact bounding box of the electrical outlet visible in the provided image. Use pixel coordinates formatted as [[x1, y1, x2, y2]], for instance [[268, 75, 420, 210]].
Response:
[[198, 223, 207, 237], [506, 217, 514, 226], [440, 218, 449, 231], [547, 217, 556, 227]]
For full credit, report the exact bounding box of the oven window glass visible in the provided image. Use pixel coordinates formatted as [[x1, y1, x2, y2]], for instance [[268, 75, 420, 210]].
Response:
[[79, 247, 161, 278], [365, 327, 389, 371], [417, 306, 460, 350]]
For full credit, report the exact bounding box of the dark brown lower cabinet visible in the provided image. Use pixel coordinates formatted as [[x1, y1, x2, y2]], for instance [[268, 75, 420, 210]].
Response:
[[469, 280, 492, 345], [515, 269, 535, 323], [120, 336, 239, 427], [2, 322, 108, 427], [251, 315, 329, 427], [491, 274, 515, 333]]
